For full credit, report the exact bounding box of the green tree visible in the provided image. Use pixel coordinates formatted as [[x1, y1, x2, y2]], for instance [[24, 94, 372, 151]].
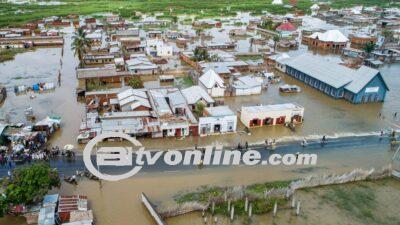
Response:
[[4, 164, 60, 205], [172, 15, 178, 24], [128, 76, 144, 88], [273, 35, 280, 52], [71, 27, 91, 68], [363, 42, 375, 56], [0, 195, 8, 217], [193, 102, 205, 118], [192, 47, 209, 62]]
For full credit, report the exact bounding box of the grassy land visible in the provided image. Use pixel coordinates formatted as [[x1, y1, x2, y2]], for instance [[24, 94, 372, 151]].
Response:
[[0, 48, 27, 63], [320, 182, 383, 224], [174, 180, 292, 216], [1, 0, 396, 28]]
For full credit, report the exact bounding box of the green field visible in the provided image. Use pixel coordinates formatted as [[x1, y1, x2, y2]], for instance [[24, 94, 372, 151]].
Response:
[[0, 0, 398, 27]]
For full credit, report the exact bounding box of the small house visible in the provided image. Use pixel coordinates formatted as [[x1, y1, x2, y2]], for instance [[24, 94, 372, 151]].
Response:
[[240, 103, 304, 128], [181, 85, 215, 110], [199, 106, 237, 135], [117, 88, 151, 112], [232, 76, 262, 96], [199, 69, 226, 97]]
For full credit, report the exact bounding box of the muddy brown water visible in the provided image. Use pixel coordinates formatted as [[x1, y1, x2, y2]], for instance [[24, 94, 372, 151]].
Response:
[[0, 18, 399, 225]]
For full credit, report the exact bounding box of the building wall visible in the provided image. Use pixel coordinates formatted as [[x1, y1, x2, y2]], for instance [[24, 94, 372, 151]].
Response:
[[348, 74, 387, 104], [286, 66, 344, 99], [234, 86, 262, 96], [285, 65, 387, 104], [240, 108, 303, 128], [198, 115, 237, 135]]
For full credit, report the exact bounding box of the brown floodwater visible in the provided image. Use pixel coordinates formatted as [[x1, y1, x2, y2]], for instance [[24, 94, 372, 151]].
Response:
[[0, 16, 399, 225]]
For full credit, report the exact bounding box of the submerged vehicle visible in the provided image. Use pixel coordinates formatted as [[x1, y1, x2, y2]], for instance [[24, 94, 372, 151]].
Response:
[[279, 84, 301, 93]]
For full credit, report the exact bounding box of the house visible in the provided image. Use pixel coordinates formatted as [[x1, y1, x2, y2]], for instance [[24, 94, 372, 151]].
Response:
[[276, 21, 297, 37], [199, 60, 249, 73], [199, 69, 226, 97], [147, 30, 163, 39], [310, 4, 320, 16], [181, 85, 215, 110], [349, 33, 377, 49], [147, 89, 190, 137], [112, 28, 139, 41], [146, 39, 173, 57], [240, 103, 304, 128], [229, 29, 247, 36], [199, 106, 237, 136], [83, 54, 114, 65], [302, 30, 349, 50], [117, 88, 151, 112], [119, 37, 144, 52], [125, 55, 159, 75], [282, 54, 389, 104], [272, 0, 283, 5], [86, 32, 102, 46], [232, 76, 262, 96]]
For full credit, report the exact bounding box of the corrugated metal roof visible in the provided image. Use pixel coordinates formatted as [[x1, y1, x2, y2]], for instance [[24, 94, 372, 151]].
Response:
[[181, 86, 214, 105], [284, 54, 383, 93]]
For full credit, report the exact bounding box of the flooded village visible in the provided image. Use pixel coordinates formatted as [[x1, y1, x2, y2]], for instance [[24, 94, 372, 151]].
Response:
[[0, 0, 400, 225]]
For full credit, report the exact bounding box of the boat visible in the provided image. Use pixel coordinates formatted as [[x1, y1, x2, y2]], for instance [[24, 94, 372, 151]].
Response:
[[279, 84, 301, 93]]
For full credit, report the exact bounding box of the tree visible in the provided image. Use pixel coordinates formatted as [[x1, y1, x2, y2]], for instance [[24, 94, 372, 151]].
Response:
[[192, 47, 209, 62], [4, 164, 60, 205], [128, 76, 144, 88], [0, 195, 8, 217], [273, 35, 280, 52], [363, 42, 375, 57], [172, 15, 178, 24], [71, 27, 91, 68], [193, 102, 205, 118]]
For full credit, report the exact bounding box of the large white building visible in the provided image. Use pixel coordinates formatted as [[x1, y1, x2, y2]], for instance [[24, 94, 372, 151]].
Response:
[[240, 103, 304, 128], [146, 39, 173, 57], [199, 69, 226, 97], [199, 106, 237, 136]]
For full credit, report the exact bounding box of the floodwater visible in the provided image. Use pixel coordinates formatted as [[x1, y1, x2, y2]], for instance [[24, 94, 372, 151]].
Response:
[[0, 134, 396, 225], [0, 14, 399, 225]]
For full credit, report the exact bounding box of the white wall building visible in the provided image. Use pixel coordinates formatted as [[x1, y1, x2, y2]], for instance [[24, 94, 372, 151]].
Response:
[[240, 103, 304, 128], [199, 106, 237, 136], [199, 69, 226, 97], [146, 39, 173, 57], [232, 76, 262, 96]]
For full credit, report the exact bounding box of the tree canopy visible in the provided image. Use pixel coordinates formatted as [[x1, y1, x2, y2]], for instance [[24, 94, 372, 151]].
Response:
[[3, 164, 60, 207]]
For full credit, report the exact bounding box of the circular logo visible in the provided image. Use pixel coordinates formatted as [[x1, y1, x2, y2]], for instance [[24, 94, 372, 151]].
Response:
[[83, 132, 144, 181]]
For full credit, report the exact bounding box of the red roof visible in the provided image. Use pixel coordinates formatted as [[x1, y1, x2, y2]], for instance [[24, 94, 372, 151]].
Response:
[[276, 22, 296, 31]]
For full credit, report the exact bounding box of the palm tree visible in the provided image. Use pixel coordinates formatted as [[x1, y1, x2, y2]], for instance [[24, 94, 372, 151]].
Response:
[[71, 27, 91, 68]]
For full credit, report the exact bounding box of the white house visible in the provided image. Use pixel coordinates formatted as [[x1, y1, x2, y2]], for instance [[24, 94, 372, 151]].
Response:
[[146, 39, 173, 57], [199, 106, 237, 136], [125, 55, 158, 75], [199, 69, 226, 97], [310, 4, 320, 16], [272, 0, 283, 5], [232, 76, 262, 96], [240, 103, 304, 128], [181, 85, 215, 110], [117, 88, 151, 112]]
